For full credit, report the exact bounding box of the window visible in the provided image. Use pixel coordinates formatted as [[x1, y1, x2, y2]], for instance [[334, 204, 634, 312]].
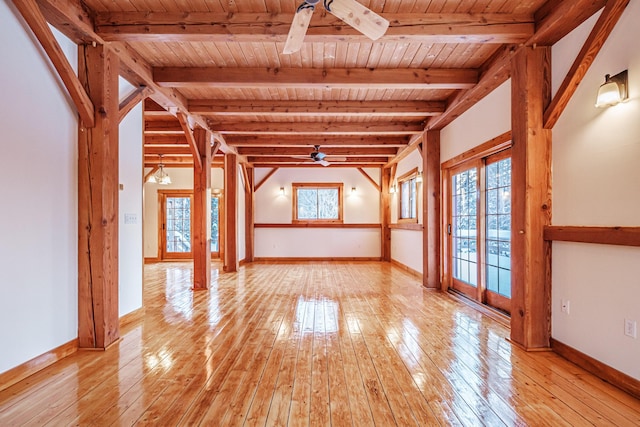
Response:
[[292, 183, 343, 223], [398, 168, 419, 222]]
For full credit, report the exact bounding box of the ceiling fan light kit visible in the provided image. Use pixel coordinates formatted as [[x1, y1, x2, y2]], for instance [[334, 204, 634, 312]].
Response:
[[283, 0, 390, 54]]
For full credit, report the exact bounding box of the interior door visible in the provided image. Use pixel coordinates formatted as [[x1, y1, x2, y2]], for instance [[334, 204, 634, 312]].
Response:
[[160, 192, 193, 260]]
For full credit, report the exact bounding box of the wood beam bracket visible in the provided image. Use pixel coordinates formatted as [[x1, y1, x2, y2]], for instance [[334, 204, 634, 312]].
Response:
[[12, 0, 95, 127], [177, 112, 203, 170], [118, 85, 150, 123], [357, 168, 381, 192]]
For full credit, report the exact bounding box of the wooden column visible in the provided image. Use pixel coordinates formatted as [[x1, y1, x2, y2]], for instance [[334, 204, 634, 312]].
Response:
[[245, 167, 255, 263], [380, 167, 391, 262], [510, 46, 553, 350], [192, 127, 211, 289], [224, 153, 239, 272], [423, 131, 441, 289], [77, 44, 120, 349]]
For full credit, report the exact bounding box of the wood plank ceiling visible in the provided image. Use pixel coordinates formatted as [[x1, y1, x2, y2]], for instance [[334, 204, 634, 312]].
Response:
[[82, 0, 550, 168]]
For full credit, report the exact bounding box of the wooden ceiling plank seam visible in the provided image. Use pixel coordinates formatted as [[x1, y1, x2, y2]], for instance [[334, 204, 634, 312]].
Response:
[[14, 0, 95, 128], [543, 0, 629, 129]]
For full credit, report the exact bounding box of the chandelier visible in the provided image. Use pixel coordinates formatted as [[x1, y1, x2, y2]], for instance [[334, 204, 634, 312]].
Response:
[[147, 158, 171, 185]]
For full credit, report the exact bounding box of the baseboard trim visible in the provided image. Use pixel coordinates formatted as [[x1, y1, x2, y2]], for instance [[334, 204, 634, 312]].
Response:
[[0, 338, 78, 392], [253, 257, 381, 262], [551, 338, 640, 399], [389, 259, 422, 279], [144, 257, 159, 264], [120, 307, 145, 328]]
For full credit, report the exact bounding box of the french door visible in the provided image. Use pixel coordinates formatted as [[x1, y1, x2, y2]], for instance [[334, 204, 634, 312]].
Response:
[[160, 191, 193, 260], [447, 150, 512, 314], [159, 191, 222, 260]]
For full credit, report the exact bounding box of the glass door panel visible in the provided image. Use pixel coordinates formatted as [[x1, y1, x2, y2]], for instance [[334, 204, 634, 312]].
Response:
[[162, 194, 192, 259], [451, 167, 479, 297], [485, 156, 511, 313], [210, 196, 220, 256]]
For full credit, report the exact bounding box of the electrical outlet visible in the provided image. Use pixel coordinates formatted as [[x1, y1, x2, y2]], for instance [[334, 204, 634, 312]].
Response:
[[561, 299, 570, 314], [624, 319, 637, 339]]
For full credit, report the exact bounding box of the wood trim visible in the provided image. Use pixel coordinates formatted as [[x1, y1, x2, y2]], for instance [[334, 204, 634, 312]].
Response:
[[255, 223, 381, 229], [144, 257, 160, 264], [357, 168, 381, 192], [119, 307, 145, 328], [441, 131, 512, 169], [543, 226, 640, 247], [0, 339, 78, 392], [543, 0, 630, 129], [12, 0, 95, 127], [390, 259, 422, 279], [254, 168, 279, 192], [551, 338, 640, 400], [381, 168, 391, 262], [389, 223, 423, 231], [253, 257, 381, 262]]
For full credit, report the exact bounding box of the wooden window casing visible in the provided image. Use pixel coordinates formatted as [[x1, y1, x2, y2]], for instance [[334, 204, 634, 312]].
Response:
[[292, 182, 344, 224], [398, 167, 419, 223]]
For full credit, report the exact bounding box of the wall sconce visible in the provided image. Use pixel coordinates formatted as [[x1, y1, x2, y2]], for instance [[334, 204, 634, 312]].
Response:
[[389, 184, 397, 194], [351, 186, 357, 194], [279, 186, 285, 196], [595, 70, 628, 108], [416, 171, 423, 183]]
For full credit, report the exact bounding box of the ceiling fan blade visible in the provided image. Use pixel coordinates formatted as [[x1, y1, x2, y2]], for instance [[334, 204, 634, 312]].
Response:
[[318, 159, 331, 167], [326, 0, 389, 41], [283, 6, 314, 54]]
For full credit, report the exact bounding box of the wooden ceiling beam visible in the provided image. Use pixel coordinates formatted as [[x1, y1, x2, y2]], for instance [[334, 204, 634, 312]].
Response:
[[237, 147, 397, 156], [94, 12, 534, 44], [188, 100, 446, 117], [212, 122, 424, 135], [144, 145, 192, 155], [247, 156, 389, 164], [252, 163, 384, 168], [154, 67, 478, 90], [144, 135, 188, 144], [225, 136, 409, 146], [530, 0, 608, 46]]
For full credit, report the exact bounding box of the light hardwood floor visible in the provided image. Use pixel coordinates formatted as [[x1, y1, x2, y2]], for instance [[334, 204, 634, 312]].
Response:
[[1, 261, 639, 426]]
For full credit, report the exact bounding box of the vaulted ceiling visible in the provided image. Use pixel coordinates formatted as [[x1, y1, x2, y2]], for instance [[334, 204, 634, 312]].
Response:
[[39, 0, 608, 169]]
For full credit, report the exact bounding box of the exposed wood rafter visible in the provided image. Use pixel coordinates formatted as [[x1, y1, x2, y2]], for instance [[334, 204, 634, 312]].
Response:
[[176, 112, 202, 170]]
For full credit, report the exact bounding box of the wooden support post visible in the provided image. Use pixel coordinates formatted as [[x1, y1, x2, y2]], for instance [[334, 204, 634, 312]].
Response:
[[423, 130, 441, 289], [192, 127, 211, 289], [224, 153, 239, 272], [245, 166, 255, 263], [381, 167, 391, 262], [77, 43, 120, 349], [510, 46, 552, 350]]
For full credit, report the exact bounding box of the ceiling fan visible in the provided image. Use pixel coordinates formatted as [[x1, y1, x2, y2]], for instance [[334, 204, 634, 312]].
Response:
[[293, 145, 347, 166], [283, 0, 389, 54]]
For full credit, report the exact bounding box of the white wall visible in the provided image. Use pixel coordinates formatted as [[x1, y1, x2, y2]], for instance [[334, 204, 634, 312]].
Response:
[[118, 79, 144, 316], [143, 167, 224, 258], [441, 80, 512, 162], [0, 3, 78, 373], [390, 149, 423, 273], [551, 3, 640, 379], [254, 167, 381, 258]]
